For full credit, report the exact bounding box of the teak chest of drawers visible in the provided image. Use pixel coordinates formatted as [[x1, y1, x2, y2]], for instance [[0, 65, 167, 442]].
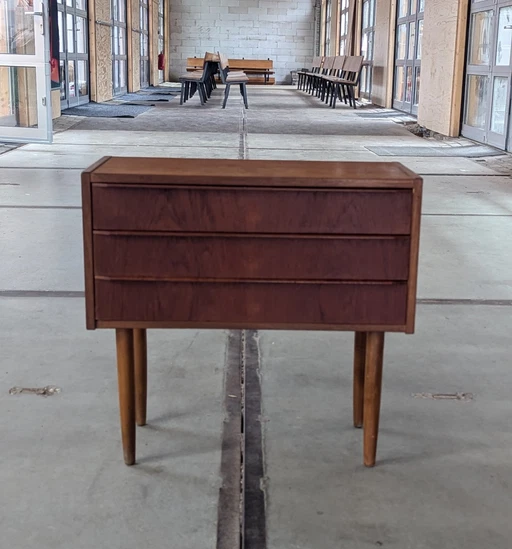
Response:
[[82, 157, 422, 467]]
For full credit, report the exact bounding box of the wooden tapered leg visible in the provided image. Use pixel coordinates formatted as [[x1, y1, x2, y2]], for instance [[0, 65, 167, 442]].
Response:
[[133, 328, 147, 427], [363, 332, 385, 467], [353, 332, 367, 428], [116, 329, 136, 466]]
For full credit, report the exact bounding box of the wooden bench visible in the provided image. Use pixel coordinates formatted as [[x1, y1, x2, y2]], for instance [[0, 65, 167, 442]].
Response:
[[82, 157, 422, 468], [187, 57, 275, 84]]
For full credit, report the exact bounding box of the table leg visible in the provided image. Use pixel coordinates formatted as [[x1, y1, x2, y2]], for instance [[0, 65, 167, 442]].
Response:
[[133, 329, 147, 427], [116, 329, 136, 466], [353, 332, 367, 428], [363, 332, 385, 467]]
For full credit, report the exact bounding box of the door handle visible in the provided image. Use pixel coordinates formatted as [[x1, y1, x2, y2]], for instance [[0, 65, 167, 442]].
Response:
[[25, 11, 43, 16]]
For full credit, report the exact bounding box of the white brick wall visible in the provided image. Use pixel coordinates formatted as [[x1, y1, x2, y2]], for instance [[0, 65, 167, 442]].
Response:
[[169, 0, 316, 83]]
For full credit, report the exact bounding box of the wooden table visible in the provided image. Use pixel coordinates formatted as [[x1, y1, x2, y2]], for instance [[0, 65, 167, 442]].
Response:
[[82, 158, 422, 467]]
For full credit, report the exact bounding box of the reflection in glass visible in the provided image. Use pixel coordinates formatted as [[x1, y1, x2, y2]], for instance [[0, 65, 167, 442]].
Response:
[[0, 66, 39, 128], [496, 7, 512, 66], [410, 0, 416, 16], [395, 66, 405, 102], [396, 24, 407, 59], [76, 0, 86, 10], [491, 77, 508, 134], [465, 75, 489, 129], [469, 10, 492, 65], [419, 0, 424, 12], [0, 0, 36, 55]]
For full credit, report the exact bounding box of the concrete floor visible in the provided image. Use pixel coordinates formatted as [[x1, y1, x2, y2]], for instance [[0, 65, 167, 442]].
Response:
[[1, 87, 511, 548]]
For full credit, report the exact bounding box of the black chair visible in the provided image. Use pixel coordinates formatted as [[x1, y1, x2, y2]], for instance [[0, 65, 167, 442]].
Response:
[[179, 53, 218, 105]]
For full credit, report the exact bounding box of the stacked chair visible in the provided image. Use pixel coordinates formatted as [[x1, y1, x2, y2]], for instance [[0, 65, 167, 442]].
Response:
[[297, 55, 364, 109], [179, 52, 219, 105]]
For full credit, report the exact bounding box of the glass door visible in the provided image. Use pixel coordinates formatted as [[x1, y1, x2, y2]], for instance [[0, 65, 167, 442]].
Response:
[[58, 0, 89, 110], [360, 0, 376, 100], [139, 0, 148, 88], [112, 0, 127, 95], [393, 0, 424, 114], [0, 0, 52, 142], [158, 0, 163, 83], [463, 1, 512, 150]]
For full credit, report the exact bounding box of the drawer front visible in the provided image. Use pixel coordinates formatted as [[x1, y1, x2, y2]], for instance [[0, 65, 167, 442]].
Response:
[[94, 234, 411, 281], [95, 280, 408, 327], [92, 185, 413, 235]]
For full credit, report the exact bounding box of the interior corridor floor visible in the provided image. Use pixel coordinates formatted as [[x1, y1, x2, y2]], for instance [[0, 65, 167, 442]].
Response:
[[1, 87, 511, 549]]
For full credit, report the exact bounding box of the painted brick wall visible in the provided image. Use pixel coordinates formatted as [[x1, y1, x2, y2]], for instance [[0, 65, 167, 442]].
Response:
[[169, 0, 316, 83]]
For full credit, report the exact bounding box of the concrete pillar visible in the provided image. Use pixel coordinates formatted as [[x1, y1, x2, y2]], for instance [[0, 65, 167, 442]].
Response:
[[417, 0, 468, 136]]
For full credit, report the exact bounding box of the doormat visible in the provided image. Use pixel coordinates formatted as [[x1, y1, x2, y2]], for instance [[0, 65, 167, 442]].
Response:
[[365, 145, 505, 158], [356, 111, 415, 120], [117, 92, 176, 102], [62, 103, 152, 118]]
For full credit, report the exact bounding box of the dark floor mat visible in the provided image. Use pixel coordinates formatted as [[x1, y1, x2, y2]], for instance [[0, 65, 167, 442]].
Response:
[[117, 92, 175, 102], [366, 145, 505, 157], [62, 103, 152, 118], [357, 111, 414, 119]]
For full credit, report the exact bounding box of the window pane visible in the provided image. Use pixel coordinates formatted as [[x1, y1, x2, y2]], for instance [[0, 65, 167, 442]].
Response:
[[76, 17, 87, 54], [408, 22, 416, 59], [339, 38, 346, 55], [58, 11, 65, 53], [76, 0, 86, 10], [491, 77, 508, 134], [66, 15, 74, 53], [363, 1, 369, 29], [119, 61, 127, 88], [398, 0, 408, 18], [496, 7, 512, 66], [0, 66, 39, 127], [469, 10, 493, 65], [410, 0, 417, 15], [419, 0, 424, 12], [417, 20, 423, 59], [68, 60, 76, 97], [405, 66, 413, 103], [414, 67, 421, 105], [465, 74, 489, 129], [77, 60, 88, 97], [59, 60, 66, 99], [395, 66, 405, 102], [396, 24, 407, 59]]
